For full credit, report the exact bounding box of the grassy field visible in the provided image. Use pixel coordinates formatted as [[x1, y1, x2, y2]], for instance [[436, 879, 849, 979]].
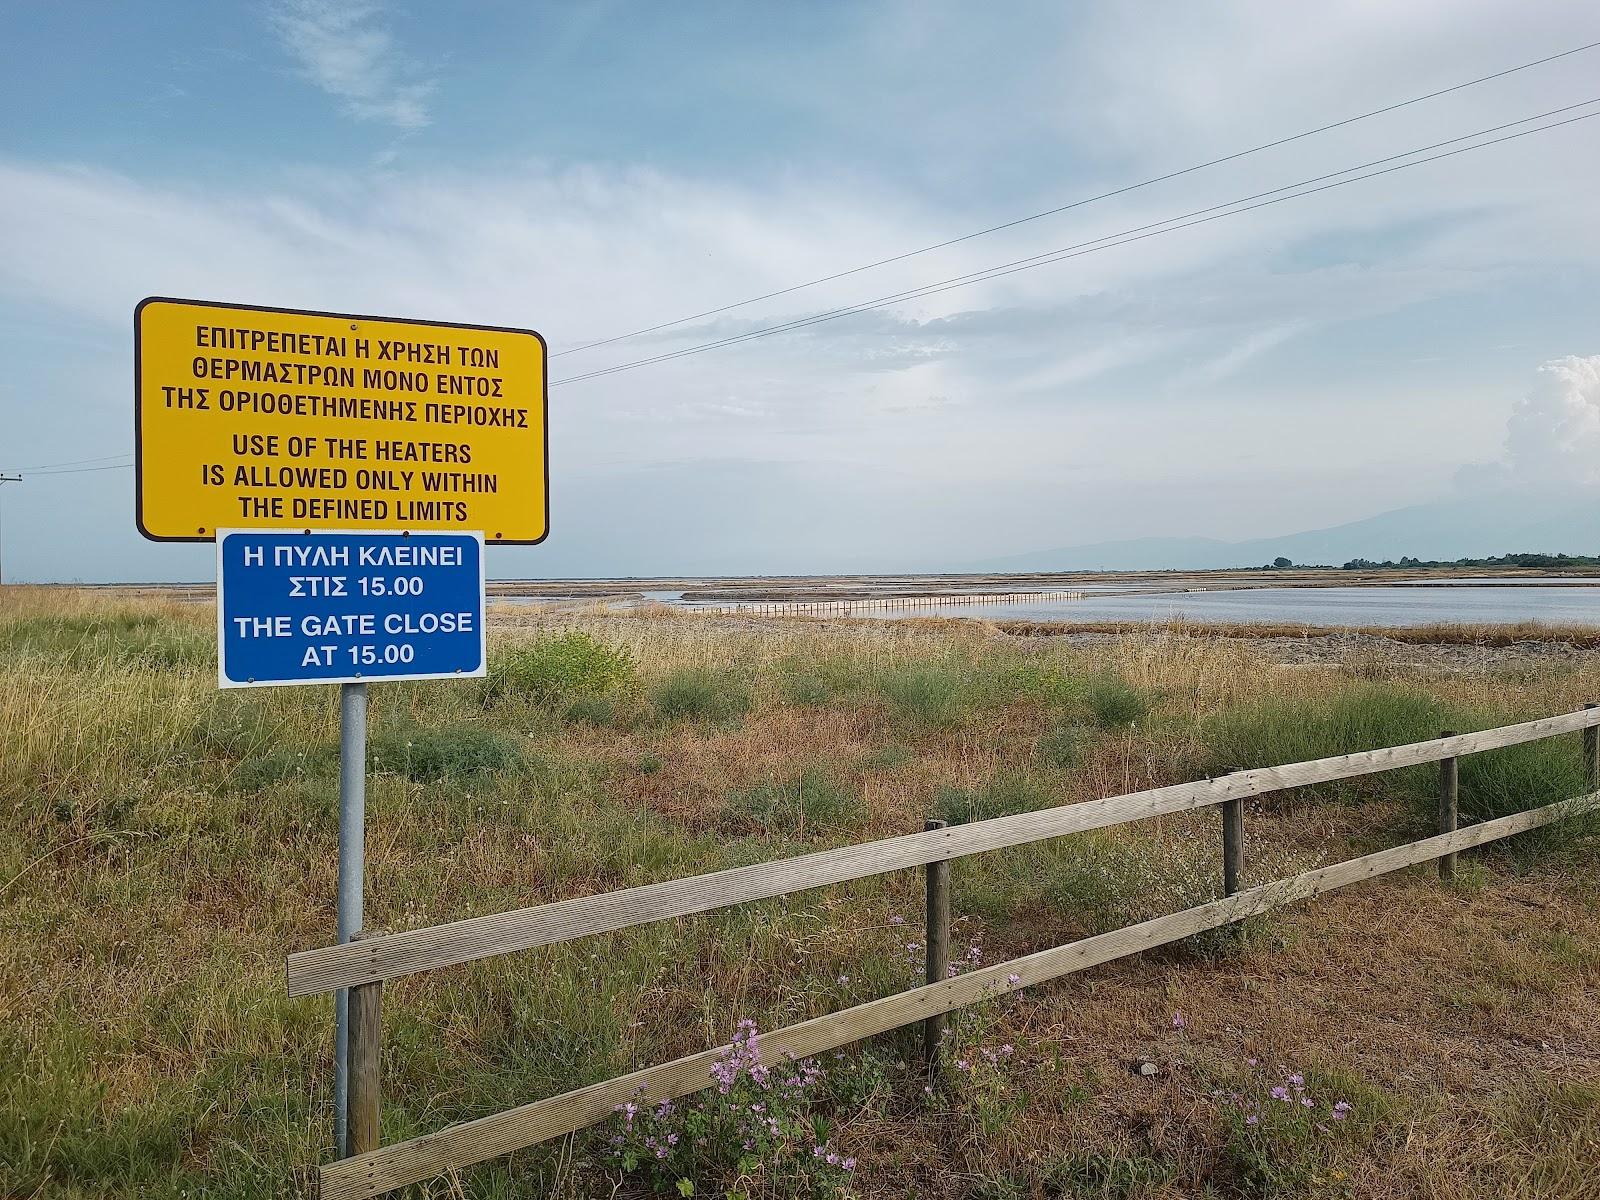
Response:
[[3, 588, 1599, 1199]]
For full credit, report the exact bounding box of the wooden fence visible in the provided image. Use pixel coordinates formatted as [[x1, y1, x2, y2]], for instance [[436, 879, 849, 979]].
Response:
[[290, 706, 1600, 1200], [695, 589, 1087, 617]]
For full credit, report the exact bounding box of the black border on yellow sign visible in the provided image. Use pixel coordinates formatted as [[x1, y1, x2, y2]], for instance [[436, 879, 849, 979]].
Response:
[[133, 295, 550, 545]]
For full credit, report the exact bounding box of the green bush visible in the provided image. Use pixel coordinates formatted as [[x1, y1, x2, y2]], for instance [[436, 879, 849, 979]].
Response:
[[1200, 683, 1450, 807], [876, 662, 972, 728], [1037, 722, 1090, 769], [934, 773, 1055, 825], [562, 693, 617, 727], [722, 770, 864, 833], [652, 666, 751, 723], [492, 630, 635, 705], [1003, 663, 1084, 707], [1085, 675, 1148, 728], [368, 721, 522, 781]]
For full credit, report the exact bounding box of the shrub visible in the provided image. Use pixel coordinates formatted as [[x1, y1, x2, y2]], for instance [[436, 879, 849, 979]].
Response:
[[722, 770, 864, 834], [1200, 683, 1450, 806], [564, 693, 618, 727], [493, 630, 635, 705], [368, 721, 522, 781], [1037, 723, 1090, 769], [1084, 675, 1148, 728], [653, 667, 751, 724], [935, 773, 1055, 825], [876, 662, 972, 728]]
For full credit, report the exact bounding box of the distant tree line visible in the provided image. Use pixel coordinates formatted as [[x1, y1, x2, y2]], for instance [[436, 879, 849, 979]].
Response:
[[1337, 552, 1600, 570]]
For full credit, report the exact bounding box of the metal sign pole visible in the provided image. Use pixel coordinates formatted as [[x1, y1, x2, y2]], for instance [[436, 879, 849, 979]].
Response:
[[334, 680, 368, 1157]]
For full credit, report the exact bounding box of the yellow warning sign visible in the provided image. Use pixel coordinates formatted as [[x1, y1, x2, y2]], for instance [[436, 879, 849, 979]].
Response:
[[135, 297, 547, 543]]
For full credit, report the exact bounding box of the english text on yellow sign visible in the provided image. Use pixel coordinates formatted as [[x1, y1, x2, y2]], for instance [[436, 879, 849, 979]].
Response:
[[135, 297, 547, 542]]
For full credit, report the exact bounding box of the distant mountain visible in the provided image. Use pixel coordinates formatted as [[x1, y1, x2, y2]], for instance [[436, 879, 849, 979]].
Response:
[[982, 491, 1600, 571]]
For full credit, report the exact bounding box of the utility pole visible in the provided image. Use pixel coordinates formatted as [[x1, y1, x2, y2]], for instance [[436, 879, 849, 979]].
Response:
[[0, 475, 18, 587]]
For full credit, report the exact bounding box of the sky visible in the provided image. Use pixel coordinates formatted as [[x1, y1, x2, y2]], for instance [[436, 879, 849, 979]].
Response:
[[2, 0, 1599, 581]]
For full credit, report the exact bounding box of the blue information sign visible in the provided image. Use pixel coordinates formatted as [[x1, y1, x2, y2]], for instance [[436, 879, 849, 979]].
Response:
[[217, 529, 486, 688]]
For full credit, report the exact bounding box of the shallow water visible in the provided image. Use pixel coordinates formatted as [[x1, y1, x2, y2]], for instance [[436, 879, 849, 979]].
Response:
[[868, 585, 1600, 627]]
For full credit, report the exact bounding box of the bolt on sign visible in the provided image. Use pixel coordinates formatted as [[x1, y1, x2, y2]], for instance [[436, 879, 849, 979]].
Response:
[[134, 297, 547, 543]]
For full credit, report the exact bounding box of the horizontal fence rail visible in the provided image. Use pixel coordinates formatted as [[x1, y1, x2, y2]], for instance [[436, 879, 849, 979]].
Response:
[[313, 786, 1600, 1200], [287, 707, 1600, 997]]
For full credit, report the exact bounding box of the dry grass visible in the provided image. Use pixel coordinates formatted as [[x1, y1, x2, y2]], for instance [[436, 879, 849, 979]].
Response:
[[1000, 617, 1600, 648], [4, 594, 1599, 1199]]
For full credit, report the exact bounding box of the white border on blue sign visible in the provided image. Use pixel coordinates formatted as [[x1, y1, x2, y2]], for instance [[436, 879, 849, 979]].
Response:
[[215, 528, 489, 689]]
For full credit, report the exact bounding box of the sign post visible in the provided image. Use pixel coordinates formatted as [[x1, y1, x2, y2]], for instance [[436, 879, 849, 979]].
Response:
[[335, 680, 366, 1155], [217, 526, 488, 1154], [137, 297, 546, 1158]]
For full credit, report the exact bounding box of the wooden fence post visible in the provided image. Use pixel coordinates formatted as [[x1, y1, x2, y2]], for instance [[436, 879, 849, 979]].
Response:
[[923, 818, 950, 1078], [347, 932, 383, 1157], [1222, 795, 1244, 897], [1585, 704, 1598, 792], [1438, 731, 1458, 882]]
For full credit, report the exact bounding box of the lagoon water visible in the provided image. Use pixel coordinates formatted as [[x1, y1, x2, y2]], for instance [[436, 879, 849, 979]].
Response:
[[881, 585, 1600, 627]]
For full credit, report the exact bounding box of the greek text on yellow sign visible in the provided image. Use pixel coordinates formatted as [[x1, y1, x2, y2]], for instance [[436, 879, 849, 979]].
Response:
[[135, 298, 547, 543]]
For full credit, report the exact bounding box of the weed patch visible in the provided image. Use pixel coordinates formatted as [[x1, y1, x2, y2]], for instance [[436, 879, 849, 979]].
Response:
[[722, 770, 864, 834], [490, 630, 636, 705], [935, 773, 1056, 825], [368, 721, 522, 781], [1037, 722, 1091, 769], [1085, 675, 1148, 728], [653, 667, 752, 724]]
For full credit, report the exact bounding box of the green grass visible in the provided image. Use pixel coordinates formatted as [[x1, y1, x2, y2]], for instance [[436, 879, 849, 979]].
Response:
[[1084, 674, 1148, 728], [1038, 722, 1091, 769], [0, 611, 213, 671], [367, 720, 524, 781], [721, 770, 866, 834], [487, 629, 637, 705], [934, 772, 1056, 825], [651, 666, 752, 723], [5, 596, 1597, 1200], [875, 660, 976, 728], [1200, 682, 1452, 806], [1457, 739, 1599, 863]]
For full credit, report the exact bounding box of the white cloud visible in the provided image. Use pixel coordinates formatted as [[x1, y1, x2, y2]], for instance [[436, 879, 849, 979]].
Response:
[[1468, 355, 1600, 490], [268, 0, 434, 128]]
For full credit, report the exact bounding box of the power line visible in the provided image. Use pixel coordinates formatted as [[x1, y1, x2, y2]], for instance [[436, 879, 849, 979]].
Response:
[[552, 102, 1600, 388], [20, 462, 134, 476], [551, 38, 1600, 359], [0, 452, 132, 472]]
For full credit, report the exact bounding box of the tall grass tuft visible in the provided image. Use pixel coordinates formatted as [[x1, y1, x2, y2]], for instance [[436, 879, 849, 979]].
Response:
[[1200, 682, 1451, 805], [721, 770, 865, 834], [934, 773, 1056, 825], [875, 660, 974, 728], [1084, 674, 1148, 728], [652, 666, 752, 723], [368, 721, 523, 781]]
